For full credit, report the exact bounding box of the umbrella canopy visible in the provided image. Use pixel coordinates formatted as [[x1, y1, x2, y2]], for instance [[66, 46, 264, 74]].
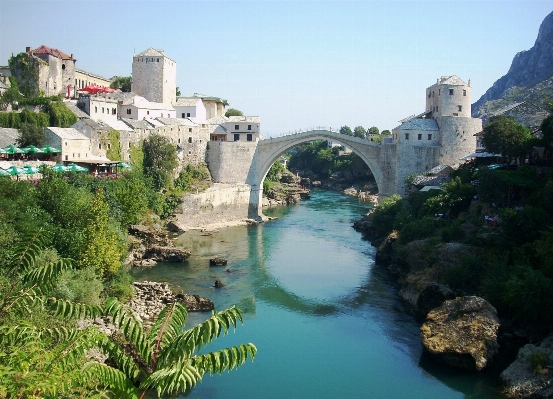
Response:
[[51, 164, 69, 172], [22, 165, 40, 174], [78, 84, 116, 94], [67, 163, 89, 172], [117, 162, 132, 169], [0, 148, 7, 155], [2, 145, 26, 155], [5, 166, 25, 175], [0, 168, 10, 177], [42, 146, 62, 154], [22, 145, 45, 154]]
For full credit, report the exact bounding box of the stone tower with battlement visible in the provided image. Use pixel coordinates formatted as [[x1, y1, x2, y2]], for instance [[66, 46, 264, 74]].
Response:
[[131, 48, 176, 105]]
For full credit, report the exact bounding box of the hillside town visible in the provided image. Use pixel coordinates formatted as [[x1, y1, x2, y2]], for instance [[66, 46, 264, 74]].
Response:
[[0, 45, 261, 174]]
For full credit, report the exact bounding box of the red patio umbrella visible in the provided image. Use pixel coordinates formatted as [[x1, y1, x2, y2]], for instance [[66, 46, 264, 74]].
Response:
[[79, 84, 116, 94]]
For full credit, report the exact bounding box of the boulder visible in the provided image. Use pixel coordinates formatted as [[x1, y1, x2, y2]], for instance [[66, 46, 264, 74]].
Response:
[[133, 258, 157, 267], [175, 293, 215, 312], [416, 283, 456, 317], [144, 246, 191, 262], [420, 296, 500, 371], [214, 280, 225, 288], [210, 257, 228, 266], [501, 335, 553, 399], [342, 187, 358, 196], [374, 231, 398, 265], [280, 171, 296, 184]]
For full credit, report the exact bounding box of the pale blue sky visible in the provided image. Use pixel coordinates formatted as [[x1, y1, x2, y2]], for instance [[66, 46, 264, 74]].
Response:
[[0, 0, 551, 135]]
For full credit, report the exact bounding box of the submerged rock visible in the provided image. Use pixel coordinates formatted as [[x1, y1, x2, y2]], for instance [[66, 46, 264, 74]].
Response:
[[210, 257, 228, 266], [501, 335, 553, 399], [416, 282, 456, 317], [420, 296, 500, 371]]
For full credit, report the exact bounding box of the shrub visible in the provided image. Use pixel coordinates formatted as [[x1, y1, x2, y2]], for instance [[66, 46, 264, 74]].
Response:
[[398, 217, 438, 244], [527, 350, 550, 374]]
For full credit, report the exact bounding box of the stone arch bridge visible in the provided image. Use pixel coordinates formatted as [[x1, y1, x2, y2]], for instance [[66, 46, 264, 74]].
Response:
[[204, 128, 440, 220]]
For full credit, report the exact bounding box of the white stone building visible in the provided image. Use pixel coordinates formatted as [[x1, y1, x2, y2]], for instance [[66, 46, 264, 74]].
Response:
[[225, 116, 261, 142], [174, 97, 206, 121], [393, 76, 482, 168], [45, 127, 91, 162], [120, 94, 175, 120], [77, 95, 119, 123], [131, 48, 176, 106]]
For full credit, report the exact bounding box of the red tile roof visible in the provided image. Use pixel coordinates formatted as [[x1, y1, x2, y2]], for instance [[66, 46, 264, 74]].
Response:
[[28, 45, 74, 60]]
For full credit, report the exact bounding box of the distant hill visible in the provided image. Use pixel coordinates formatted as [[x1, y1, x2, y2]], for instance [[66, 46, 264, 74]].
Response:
[[472, 10, 553, 121]]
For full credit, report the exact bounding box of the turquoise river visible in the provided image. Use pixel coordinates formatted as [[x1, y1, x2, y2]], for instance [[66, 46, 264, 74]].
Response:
[[131, 188, 508, 399]]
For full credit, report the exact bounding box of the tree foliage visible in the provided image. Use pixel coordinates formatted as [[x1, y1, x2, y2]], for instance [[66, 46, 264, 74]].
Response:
[[540, 113, 553, 147], [368, 126, 380, 135], [110, 76, 132, 92], [353, 126, 366, 138], [225, 108, 244, 117], [143, 134, 178, 191], [482, 116, 532, 162], [339, 125, 353, 136], [16, 122, 46, 147]]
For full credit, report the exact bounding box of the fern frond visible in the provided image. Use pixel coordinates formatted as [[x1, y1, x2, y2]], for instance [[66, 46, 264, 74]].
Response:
[[139, 358, 203, 397], [147, 302, 188, 362], [102, 298, 149, 363], [192, 343, 257, 375], [82, 361, 140, 399], [46, 297, 103, 320], [23, 257, 74, 293], [8, 231, 47, 274], [94, 335, 144, 383], [157, 306, 244, 365]]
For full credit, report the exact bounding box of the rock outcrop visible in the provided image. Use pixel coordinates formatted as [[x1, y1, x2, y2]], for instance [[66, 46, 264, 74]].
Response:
[[127, 223, 190, 266], [210, 257, 228, 266], [416, 282, 456, 318], [420, 296, 500, 371], [473, 11, 553, 119], [501, 335, 553, 399]]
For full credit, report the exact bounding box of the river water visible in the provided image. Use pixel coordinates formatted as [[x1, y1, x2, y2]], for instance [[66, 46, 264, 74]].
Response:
[[131, 189, 507, 399]]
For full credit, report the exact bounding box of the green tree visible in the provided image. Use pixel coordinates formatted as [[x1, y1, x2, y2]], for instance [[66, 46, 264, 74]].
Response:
[[381, 130, 391, 136], [482, 116, 532, 163], [143, 134, 178, 191], [110, 76, 132, 92], [225, 108, 244, 117], [0, 77, 22, 110], [16, 122, 45, 147], [83, 301, 257, 398], [265, 160, 285, 182], [176, 87, 181, 97], [540, 113, 553, 147], [353, 126, 366, 139], [368, 126, 380, 135], [339, 125, 353, 136]]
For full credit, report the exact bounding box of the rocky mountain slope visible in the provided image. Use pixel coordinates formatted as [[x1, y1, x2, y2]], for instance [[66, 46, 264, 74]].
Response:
[[472, 10, 553, 120]]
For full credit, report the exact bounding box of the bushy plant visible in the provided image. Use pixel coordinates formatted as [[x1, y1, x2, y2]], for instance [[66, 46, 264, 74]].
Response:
[[527, 350, 550, 374]]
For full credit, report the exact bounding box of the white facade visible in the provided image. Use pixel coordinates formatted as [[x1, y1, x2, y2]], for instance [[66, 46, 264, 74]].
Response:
[[174, 97, 207, 121], [45, 127, 91, 162], [225, 116, 261, 142], [120, 95, 175, 120], [131, 48, 176, 106], [77, 95, 119, 123], [426, 76, 472, 118]]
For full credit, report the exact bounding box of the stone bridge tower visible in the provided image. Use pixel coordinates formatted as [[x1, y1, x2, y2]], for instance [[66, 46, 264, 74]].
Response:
[[131, 48, 176, 105]]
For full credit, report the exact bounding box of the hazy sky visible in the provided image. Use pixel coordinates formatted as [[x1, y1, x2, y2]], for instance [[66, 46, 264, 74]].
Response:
[[0, 0, 551, 135]]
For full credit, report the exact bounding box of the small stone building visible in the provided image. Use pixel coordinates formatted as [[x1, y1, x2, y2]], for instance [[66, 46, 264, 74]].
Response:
[[45, 127, 91, 162]]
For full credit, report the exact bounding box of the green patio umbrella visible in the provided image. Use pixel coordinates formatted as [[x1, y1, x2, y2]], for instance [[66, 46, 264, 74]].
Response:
[[6, 166, 25, 175], [22, 145, 45, 154], [117, 162, 132, 169], [67, 163, 89, 172], [51, 164, 68, 172], [22, 165, 40, 174], [2, 145, 26, 155], [0, 148, 7, 155], [42, 146, 62, 153], [0, 168, 10, 177]]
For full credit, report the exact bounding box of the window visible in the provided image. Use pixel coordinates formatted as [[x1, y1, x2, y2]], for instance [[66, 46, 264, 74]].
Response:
[[463, 89, 467, 96], [147, 111, 150, 115], [65, 141, 68, 146], [99, 144, 102, 149], [182, 113, 185, 118], [161, 114, 163, 118], [432, 91, 434, 97], [157, 58, 159, 62], [112, 108, 116, 115], [427, 91, 431, 98], [188, 137, 192, 143], [189, 128, 192, 132], [107, 143, 111, 150], [128, 143, 131, 149], [235, 125, 239, 130], [405, 133, 409, 140], [187, 113, 190, 117], [439, 89, 441, 96], [449, 89, 454, 95], [234, 134, 240, 141], [65, 155, 68, 160], [453, 113, 458, 116], [62, 64, 66, 70], [458, 105, 462, 112], [418, 134, 422, 140], [95, 106, 97, 113], [127, 109, 131, 114], [247, 134, 253, 141], [248, 125, 252, 130], [428, 134, 432, 140]]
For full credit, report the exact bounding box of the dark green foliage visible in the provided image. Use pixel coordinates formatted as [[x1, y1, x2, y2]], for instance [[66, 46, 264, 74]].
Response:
[[175, 164, 210, 192], [265, 160, 285, 182], [339, 125, 353, 136], [368, 126, 380, 135], [45, 101, 78, 127], [381, 130, 391, 136], [0, 108, 50, 128], [16, 122, 45, 147], [110, 76, 132, 92], [143, 134, 178, 191], [540, 113, 553, 147], [397, 217, 439, 244], [225, 108, 244, 117], [353, 125, 366, 138], [482, 115, 532, 162], [0, 77, 22, 109]]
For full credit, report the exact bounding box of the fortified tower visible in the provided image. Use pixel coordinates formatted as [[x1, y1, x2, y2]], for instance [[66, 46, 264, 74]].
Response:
[[426, 76, 481, 166], [131, 48, 176, 105]]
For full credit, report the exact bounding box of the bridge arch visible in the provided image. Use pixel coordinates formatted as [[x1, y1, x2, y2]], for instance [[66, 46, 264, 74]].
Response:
[[249, 130, 383, 218]]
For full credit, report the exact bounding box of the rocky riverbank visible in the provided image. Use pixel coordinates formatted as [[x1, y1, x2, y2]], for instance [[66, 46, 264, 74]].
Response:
[[353, 211, 553, 398]]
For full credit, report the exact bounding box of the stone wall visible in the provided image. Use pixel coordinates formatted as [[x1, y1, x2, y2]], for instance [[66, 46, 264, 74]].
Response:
[[207, 141, 258, 184], [437, 116, 481, 167], [395, 142, 441, 195]]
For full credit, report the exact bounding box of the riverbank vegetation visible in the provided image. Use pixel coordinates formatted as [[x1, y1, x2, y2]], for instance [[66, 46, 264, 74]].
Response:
[[360, 115, 553, 336]]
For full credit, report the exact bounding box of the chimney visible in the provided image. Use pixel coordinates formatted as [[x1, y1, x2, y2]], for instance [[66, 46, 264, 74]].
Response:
[[70, 54, 73, 59], [26, 46, 31, 53]]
